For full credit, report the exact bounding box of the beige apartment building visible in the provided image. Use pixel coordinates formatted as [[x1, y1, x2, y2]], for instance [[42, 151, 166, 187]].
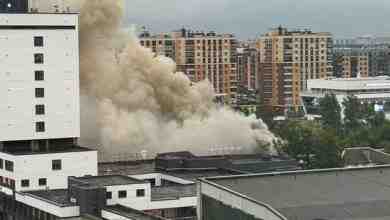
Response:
[[334, 54, 369, 78], [139, 29, 238, 100], [257, 26, 333, 112]]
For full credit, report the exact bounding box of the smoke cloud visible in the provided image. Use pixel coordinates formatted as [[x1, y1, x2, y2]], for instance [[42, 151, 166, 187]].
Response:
[[38, 0, 276, 160]]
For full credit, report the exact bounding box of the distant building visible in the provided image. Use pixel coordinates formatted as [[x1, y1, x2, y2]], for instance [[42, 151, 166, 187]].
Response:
[[199, 165, 390, 220], [301, 76, 390, 117], [257, 26, 333, 113], [236, 42, 259, 91], [333, 53, 369, 78], [139, 29, 238, 101], [334, 37, 390, 76]]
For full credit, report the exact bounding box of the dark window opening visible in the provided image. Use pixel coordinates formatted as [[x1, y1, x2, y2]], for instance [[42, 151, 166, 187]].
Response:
[[5, 160, 13, 172], [36, 121, 45, 132], [34, 53, 44, 64], [118, 190, 127, 198], [106, 191, 112, 199], [0, 159, 3, 169], [39, 178, 47, 186], [52, 159, 61, 170], [35, 105, 45, 115], [136, 189, 145, 197], [35, 70, 44, 81], [35, 88, 44, 98], [34, 36, 44, 47], [21, 179, 29, 187]]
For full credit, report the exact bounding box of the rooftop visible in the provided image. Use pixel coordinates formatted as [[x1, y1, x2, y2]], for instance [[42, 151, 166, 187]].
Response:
[[307, 76, 390, 91], [104, 205, 164, 220], [23, 189, 74, 207], [343, 147, 390, 167], [1, 145, 96, 156], [203, 165, 390, 220], [73, 175, 146, 187], [98, 152, 300, 181], [151, 184, 197, 201]]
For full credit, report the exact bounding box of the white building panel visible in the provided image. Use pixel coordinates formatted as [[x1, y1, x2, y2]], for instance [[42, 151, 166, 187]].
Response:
[[0, 13, 80, 141], [0, 150, 97, 191], [15, 192, 79, 218]]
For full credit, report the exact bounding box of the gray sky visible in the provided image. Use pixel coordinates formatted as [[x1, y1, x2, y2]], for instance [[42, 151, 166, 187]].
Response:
[[125, 0, 390, 40]]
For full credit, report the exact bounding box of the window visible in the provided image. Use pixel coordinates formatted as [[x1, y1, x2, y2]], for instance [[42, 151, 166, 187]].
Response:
[[38, 178, 47, 186], [35, 88, 44, 98], [5, 160, 13, 172], [36, 122, 45, 132], [118, 190, 127, 198], [0, 159, 3, 169], [34, 53, 44, 64], [52, 159, 62, 170], [136, 189, 145, 197], [34, 36, 44, 47], [106, 191, 112, 199], [35, 70, 44, 81], [35, 105, 45, 115], [21, 179, 29, 187]]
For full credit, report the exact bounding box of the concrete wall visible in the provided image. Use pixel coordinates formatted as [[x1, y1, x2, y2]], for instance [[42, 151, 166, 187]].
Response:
[[15, 192, 79, 218], [0, 150, 97, 191], [130, 173, 194, 186], [106, 183, 151, 209], [0, 13, 80, 142]]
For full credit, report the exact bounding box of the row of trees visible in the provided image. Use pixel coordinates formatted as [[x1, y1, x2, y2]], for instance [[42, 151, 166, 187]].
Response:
[[273, 94, 390, 169]]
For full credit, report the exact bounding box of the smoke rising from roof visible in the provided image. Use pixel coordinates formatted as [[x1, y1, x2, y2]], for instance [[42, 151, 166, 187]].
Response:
[[57, 0, 276, 159]]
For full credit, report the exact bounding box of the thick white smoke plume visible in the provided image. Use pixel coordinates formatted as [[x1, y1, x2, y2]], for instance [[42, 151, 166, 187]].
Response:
[[38, 0, 276, 160]]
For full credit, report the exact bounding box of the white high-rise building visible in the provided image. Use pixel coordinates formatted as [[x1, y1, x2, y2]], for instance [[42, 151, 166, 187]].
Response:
[[0, 1, 97, 197]]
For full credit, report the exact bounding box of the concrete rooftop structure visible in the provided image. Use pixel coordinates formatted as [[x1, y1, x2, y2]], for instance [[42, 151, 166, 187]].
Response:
[[200, 165, 390, 220]]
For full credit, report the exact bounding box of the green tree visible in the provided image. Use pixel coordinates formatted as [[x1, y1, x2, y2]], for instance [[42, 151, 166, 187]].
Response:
[[279, 120, 341, 169], [319, 93, 342, 133], [343, 95, 364, 135]]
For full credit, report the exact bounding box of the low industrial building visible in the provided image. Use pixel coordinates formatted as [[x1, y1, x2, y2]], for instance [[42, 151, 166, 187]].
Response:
[[199, 165, 390, 220], [301, 76, 390, 118]]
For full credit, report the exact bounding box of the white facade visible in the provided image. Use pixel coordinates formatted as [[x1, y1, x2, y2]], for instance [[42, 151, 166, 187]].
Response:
[[302, 77, 390, 118], [0, 13, 80, 141], [15, 192, 80, 218], [106, 180, 196, 211], [0, 150, 97, 191], [306, 76, 390, 92], [106, 183, 151, 209]]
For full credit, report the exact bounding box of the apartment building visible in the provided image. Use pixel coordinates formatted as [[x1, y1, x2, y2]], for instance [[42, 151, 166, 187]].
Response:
[[139, 29, 238, 100], [0, 1, 99, 219], [334, 53, 369, 78], [257, 26, 333, 112], [236, 42, 259, 91], [334, 38, 390, 76]]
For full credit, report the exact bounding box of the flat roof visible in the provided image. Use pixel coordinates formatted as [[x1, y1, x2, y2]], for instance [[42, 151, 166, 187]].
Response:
[[1, 146, 96, 156], [307, 77, 390, 91], [151, 184, 196, 201], [104, 205, 163, 220], [203, 165, 390, 220], [23, 189, 74, 207], [74, 175, 146, 187]]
